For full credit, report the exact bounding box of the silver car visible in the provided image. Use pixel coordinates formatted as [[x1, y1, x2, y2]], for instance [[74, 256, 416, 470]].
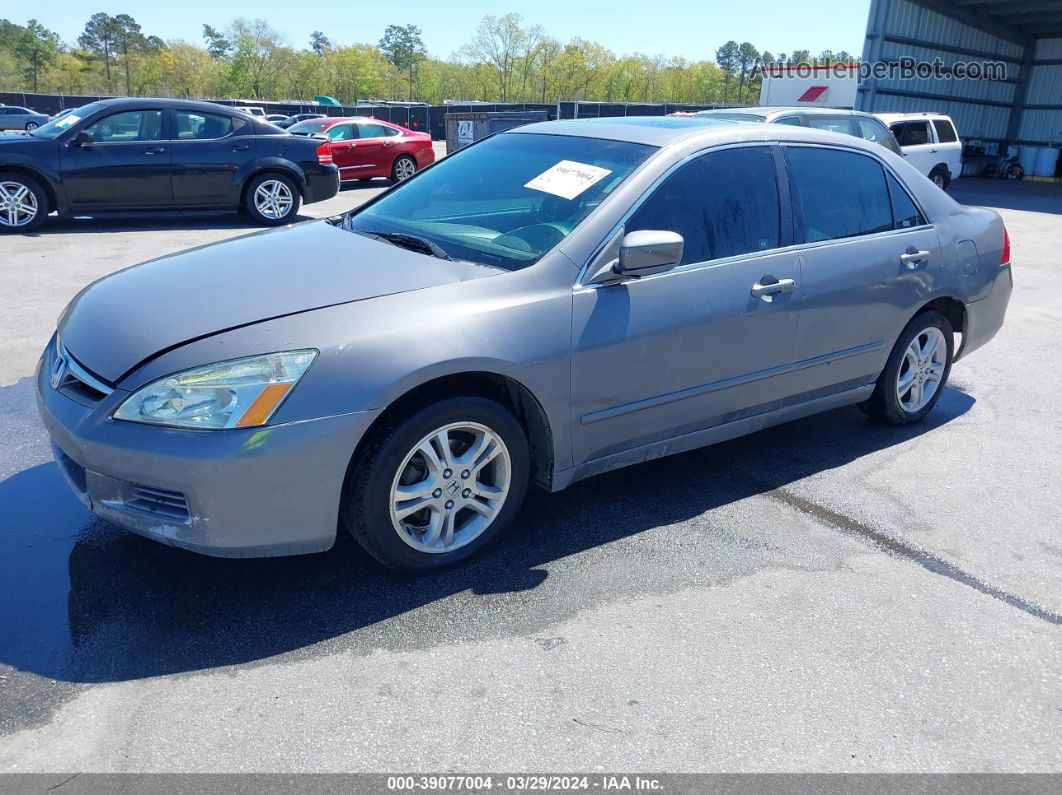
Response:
[[0, 105, 50, 132], [35, 117, 1012, 571]]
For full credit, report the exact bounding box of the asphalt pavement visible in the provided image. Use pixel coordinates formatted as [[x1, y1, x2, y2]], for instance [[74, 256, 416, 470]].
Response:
[[0, 176, 1059, 772]]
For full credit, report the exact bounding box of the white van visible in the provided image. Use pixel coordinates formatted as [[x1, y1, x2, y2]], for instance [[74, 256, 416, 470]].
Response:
[[875, 113, 963, 190]]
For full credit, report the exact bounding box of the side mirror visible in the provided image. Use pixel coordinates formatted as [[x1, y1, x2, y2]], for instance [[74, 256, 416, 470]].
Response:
[[615, 230, 684, 277], [70, 131, 92, 147]]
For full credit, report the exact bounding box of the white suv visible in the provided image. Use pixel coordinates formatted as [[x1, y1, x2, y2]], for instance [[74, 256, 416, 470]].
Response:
[[875, 113, 962, 190]]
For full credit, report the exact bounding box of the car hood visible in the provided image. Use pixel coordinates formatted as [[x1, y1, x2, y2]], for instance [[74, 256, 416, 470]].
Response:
[[59, 220, 502, 383]]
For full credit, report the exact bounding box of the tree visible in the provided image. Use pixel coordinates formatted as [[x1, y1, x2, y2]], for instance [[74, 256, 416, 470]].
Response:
[[736, 42, 759, 103], [203, 24, 231, 59], [715, 41, 739, 103], [379, 24, 426, 101], [14, 19, 58, 92], [112, 14, 149, 95], [789, 49, 811, 65], [79, 13, 120, 89], [310, 31, 330, 56]]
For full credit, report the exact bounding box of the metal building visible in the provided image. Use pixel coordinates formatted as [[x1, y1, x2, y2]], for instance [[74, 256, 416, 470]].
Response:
[[859, 0, 1062, 156]]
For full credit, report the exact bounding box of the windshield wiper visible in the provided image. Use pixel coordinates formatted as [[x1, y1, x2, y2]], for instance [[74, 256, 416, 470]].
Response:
[[359, 230, 453, 261]]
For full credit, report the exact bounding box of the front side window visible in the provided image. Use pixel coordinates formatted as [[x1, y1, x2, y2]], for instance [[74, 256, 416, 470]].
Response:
[[892, 121, 931, 146], [348, 132, 655, 271], [786, 146, 893, 243], [933, 119, 958, 143], [807, 117, 855, 136], [84, 110, 163, 143], [327, 124, 355, 141], [856, 118, 902, 155], [626, 146, 781, 264], [175, 111, 244, 140]]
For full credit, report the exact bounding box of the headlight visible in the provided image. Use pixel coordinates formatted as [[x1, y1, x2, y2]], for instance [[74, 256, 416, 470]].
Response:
[[114, 350, 318, 430]]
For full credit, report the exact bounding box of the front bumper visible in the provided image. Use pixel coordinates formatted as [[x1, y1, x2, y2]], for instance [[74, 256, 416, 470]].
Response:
[[35, 341, 379, 558]]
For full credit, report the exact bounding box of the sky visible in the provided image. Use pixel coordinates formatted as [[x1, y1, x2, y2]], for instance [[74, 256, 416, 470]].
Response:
[[13, 0, 871, 62]]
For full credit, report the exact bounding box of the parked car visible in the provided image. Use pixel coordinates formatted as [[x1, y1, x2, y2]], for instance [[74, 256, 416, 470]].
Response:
[[264, 114, 290, 124], [276, 113, 325, 129], [35, 117, 1011, 571], [0, 97, 339, 232], [0, 105, 51, 132], [287, 116, 434, 182], [237, 106, 267, 117], [876, 112, 963, 189], [681, 107, 903, 156]]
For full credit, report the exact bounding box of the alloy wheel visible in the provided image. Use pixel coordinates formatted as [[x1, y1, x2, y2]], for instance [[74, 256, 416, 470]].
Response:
[[394, 157, 417, 181], [253, 179, 294, 220], [896, 326, 947, 413], [932, 173, 946, 189], [389, 421, 512, 553], [25, 122, 39, 131], [0, 181, 39, 228]]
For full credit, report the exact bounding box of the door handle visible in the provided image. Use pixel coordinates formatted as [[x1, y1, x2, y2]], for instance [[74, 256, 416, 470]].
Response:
[[231, 144, 250, 152], [144, 146, 165, 155], [900, 247, 931, 268], [751, 277, 796, 299]]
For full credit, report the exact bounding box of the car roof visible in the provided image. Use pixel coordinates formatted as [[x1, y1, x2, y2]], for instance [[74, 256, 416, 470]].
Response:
[[295, 116, 392, 125], [511, 115, 891, 152], [696, 106, 884, 120], [875, 112, 952, 123]]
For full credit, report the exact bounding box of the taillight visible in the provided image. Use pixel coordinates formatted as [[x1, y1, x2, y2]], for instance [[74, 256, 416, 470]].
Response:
[[316, 142, 333, 165], [1001, 225, 1010, 267]]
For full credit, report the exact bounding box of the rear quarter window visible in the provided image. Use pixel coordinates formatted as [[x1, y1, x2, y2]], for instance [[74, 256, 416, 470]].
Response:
[[933, 119, 958, 143]]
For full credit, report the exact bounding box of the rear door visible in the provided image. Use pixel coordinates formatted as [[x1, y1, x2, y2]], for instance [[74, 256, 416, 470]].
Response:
[[890, 120, 936, 177], [60, 107, 172, 208], [571, 145, 804, 464], [784, 144, 938, 395], [170, 109, 254, 207], [932, 118, 963, 179]]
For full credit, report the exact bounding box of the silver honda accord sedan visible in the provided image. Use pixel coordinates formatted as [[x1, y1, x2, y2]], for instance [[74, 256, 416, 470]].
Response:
[[36, 117, 1012, 571]]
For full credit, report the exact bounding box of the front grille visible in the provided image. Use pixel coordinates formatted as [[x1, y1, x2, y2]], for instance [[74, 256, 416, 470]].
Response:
[[52, 341, 113, 406], [126, 486, 191, 522]]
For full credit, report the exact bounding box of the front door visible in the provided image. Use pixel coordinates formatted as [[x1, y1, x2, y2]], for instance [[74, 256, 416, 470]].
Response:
[[170, 109, 254, 207], [351, 122, 397, 178], [782, 144, 939, 395], [571, 145, 805, 465], [324, 123, 364, 180], [60, 108, 171, 208]]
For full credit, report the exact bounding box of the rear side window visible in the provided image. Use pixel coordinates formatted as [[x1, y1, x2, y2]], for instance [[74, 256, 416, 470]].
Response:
[[627, 146, 780, 264], [176, 111, 245, 140], [786, 147, 893, 243], [886, 172, 927, 229], [892, 121, 932, 146], [933, 119, 958, 143], [358, 123, 392, 138]]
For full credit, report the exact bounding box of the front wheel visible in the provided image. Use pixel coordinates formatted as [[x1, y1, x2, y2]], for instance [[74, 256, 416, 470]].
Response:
[[391, 155, 417, 183], [862, 310, 954, 424], [25, 121, 39, 131], [244, 173, 301, 226], [346, 397, 530, 572], [929, 167, 950, 190]]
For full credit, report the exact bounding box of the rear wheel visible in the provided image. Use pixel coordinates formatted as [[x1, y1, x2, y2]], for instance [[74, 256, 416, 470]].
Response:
[[391, 155, 417, 183], [25, 121, 39, 131], [862, 310, 953, 424], [0, 172, 47, 233], [244, 173, 301, 226], [346, 397, 530, 572], [929, 166, 950, 190]]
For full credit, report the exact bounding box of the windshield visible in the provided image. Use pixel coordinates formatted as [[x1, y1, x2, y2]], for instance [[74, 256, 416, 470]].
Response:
[[348, 133, 655, 271], [289, 121, 329, 136], [29, 103, 106, 139]]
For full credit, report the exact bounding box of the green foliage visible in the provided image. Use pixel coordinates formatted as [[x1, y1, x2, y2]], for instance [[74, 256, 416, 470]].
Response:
[[0, 12, 849, 107]]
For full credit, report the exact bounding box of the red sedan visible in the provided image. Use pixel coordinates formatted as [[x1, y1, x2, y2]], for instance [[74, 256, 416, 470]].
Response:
[[287, 116, 435, 183]]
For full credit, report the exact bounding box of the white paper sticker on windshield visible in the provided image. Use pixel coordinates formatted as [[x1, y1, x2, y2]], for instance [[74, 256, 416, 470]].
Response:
[[525, 160, 612, 200], [54, 115, 80, 129]]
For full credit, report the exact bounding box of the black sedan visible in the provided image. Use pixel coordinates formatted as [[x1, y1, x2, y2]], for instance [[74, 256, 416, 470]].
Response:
[[275, 113, 325, 129], [0, 98, 340, 233]]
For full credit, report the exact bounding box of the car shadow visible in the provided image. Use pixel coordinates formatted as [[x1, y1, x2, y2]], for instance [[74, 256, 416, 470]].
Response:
[[21, 212, 323, 236], [0, 376, 975, 684]]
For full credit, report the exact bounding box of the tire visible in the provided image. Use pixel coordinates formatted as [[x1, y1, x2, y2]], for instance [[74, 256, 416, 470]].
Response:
[[391, 155, 417, 183], [25, 121, 39, 131], [346, 396, 530, 573], [862, 310, 954, 425], [0, 171, 48, 233], [244, 172, 301, 226], [929, 166, 950, 190]]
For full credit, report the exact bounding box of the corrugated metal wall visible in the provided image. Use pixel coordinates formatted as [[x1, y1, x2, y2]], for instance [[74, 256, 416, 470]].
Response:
[[859, 0, 1062, 148]]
